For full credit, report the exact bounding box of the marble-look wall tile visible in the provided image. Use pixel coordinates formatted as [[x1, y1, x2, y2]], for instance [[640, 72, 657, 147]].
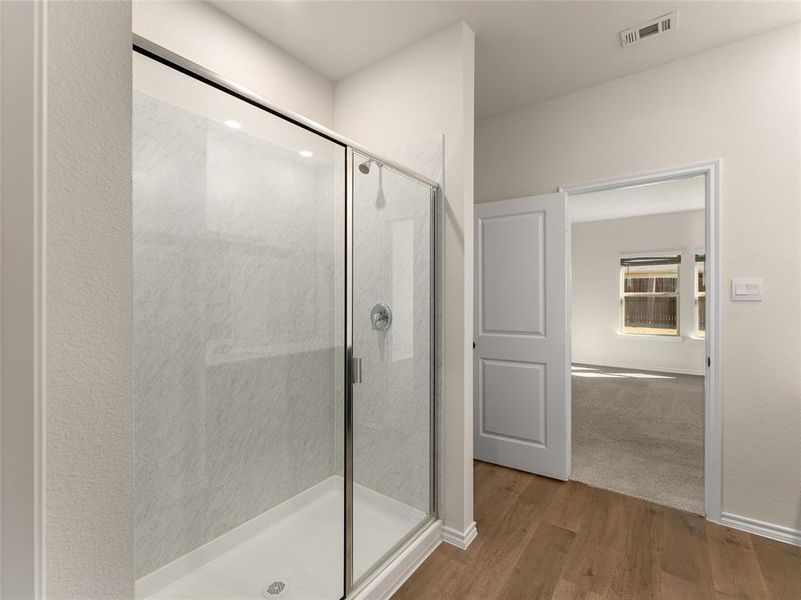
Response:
[[133, 93, 343, 578]]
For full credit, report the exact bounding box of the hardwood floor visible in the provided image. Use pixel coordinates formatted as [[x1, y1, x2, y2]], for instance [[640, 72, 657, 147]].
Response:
[[391, 461, 801, 600]]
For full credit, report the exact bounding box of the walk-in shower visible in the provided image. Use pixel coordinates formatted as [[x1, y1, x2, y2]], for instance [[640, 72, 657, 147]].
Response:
[[132, 38, 437, 600]]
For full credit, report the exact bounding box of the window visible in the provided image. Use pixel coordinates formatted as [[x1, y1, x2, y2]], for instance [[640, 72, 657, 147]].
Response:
[[695, 253, 706, 337], [620, 255, 680, 336]]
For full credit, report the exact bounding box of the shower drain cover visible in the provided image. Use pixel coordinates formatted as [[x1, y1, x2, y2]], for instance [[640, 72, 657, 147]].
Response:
[[262, 578, 290, 599]]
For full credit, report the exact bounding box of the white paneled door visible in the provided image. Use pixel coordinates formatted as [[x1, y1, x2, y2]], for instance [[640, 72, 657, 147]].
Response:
[[474, 193, 570, 480]]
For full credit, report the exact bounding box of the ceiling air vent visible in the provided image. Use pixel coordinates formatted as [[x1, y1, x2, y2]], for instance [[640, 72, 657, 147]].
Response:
[[620, 11, 678, 47]]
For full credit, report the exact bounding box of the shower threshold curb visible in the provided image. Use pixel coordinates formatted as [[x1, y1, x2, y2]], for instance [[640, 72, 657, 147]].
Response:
[[348, 519, 442, 600]]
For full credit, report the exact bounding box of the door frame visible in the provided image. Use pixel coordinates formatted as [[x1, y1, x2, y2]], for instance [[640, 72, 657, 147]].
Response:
[[1, 1, 47, 597], [559, 159, 722, 521]]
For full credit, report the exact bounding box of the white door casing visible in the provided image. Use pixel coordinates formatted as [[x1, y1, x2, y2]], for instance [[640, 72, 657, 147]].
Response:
[[473, 193, 570, 480], [560, 160, 722, 521]]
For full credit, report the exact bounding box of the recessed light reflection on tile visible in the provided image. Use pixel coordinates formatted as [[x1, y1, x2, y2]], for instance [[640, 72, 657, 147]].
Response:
[[299, 150, 314, 158], [225, 119, 242, 129]]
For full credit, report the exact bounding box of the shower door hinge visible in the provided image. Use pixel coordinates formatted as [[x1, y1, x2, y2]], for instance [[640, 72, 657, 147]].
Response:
[[351, 357, 362, 384]]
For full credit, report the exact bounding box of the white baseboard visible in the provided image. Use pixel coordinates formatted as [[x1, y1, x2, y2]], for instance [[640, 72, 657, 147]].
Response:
[[720, 512, 801, 547], [350, 520, 443, 600], [572, 360, 705, 377], [442, 521, 478, 550]]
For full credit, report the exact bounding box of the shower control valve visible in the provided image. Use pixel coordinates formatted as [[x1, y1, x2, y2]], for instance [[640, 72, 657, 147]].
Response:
[[370, 302, 392, 332]]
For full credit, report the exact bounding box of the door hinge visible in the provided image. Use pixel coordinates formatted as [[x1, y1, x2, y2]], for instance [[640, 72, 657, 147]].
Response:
[[351, 357, 362, 384], [707, 356, 711, 368]]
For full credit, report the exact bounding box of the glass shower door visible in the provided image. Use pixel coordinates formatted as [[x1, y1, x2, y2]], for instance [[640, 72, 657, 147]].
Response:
[[350, 150, 435, 588], [133, 49, 346, 600]]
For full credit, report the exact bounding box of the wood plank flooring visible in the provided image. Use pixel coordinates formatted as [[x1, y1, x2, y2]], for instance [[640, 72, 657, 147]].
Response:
[[391, 461, 801, 600]]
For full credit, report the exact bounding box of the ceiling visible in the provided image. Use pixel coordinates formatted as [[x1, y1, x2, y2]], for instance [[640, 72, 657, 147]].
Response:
[[210, 1, 801, 117], [571, 175, 705, 223]]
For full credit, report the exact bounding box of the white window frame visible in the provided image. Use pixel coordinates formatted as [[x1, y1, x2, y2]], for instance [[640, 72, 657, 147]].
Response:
[[619, 253, 682, 337], [694, 252, 706, 338]]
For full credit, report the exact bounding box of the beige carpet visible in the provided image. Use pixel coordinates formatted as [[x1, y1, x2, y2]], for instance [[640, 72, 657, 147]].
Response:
[[571, 364, 704, 514]]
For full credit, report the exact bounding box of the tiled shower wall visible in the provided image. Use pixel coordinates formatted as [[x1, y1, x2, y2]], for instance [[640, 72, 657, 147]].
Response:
[[133, 93, 342, 578]]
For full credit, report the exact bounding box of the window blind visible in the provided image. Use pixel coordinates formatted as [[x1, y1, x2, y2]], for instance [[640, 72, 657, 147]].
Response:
[[620, 255, 681, 267]]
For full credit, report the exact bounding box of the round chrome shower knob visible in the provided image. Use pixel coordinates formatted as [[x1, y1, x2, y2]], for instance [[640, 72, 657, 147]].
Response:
[[370, 302, 392, 331]]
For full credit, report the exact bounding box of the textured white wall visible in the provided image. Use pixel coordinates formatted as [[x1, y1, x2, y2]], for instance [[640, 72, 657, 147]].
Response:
[[132, 0, 335, 127], [45, 1, 134, 597], [572, 210, 706, 374], [335, 22, 476, 536], [477, 24, 801, 532]]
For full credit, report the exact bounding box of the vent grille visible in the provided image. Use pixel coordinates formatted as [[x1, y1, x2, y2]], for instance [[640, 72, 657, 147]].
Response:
[[620, 11, 678, 47], [622, 30, 638, 46]]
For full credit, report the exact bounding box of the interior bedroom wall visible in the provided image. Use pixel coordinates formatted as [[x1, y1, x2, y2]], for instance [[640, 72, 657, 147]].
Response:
[[334, 21, 477, 539], [572, 210, 706, 375], [132, 0, 335, 127], [476, 23, 801, 534]]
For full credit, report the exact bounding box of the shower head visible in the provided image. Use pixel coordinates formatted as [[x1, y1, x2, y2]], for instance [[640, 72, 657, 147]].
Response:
[[358, 158, 382, 174]]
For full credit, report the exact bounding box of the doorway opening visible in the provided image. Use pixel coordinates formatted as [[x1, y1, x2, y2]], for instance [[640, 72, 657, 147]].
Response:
[[562, 162, 721, 519], [472, 161, 720, 520]]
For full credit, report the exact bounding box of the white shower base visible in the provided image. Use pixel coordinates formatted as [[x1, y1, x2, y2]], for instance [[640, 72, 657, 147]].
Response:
[[137, 477, 427, 600]]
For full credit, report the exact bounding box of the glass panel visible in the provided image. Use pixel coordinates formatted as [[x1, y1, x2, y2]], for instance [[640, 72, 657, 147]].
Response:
[[696, 257, 706, 337], [352, 151, 433, 585], [623, 296, 679, 335], [697, 296, 707, 335], [697, 260, 706, 294], [622, 263, 679, 293], [621, 260, 680, 335], [133, 52, 345, 599]]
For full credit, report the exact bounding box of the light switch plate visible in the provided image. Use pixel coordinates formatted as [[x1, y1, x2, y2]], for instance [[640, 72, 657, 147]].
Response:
[[731, 277, 763, 301]]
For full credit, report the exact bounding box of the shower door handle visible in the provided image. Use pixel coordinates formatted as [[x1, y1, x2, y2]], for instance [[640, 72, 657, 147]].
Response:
[[351, 357, 362, 384]]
